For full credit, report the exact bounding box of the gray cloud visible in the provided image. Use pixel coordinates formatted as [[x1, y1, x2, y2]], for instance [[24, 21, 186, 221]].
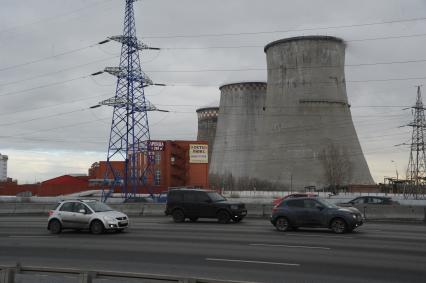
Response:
[[0, 0, 425, 183]]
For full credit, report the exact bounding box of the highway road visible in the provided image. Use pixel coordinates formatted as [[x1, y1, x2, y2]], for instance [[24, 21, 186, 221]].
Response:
[[0, 216, 425, 283]]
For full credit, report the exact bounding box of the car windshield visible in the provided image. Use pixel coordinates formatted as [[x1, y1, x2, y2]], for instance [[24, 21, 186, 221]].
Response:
[[85, 201, 113, 212], [317, 198, 339, 209], [207, 192, 226, 202]]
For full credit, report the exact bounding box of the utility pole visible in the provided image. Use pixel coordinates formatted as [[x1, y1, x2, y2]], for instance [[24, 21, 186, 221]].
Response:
[[405, 86, 426, 199], [91, 0, 166, 202]]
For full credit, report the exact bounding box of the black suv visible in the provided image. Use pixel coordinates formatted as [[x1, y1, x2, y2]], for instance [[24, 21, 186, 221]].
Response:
[[165, 189, 247, 223]]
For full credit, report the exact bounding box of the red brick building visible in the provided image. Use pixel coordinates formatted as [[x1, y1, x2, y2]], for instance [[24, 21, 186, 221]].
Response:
[[0, 175, 89, 196], [0, 140, 209, 196], [90, 140, 210, 193]]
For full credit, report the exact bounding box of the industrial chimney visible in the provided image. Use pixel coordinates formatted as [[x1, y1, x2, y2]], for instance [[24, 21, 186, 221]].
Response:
[[253, 36, 373, 189], [196, 107, 219, 161], [209, 82, 267, 180]]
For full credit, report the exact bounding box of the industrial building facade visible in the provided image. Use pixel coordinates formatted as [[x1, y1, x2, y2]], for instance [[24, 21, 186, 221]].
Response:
[[88, 140, 210, 193]]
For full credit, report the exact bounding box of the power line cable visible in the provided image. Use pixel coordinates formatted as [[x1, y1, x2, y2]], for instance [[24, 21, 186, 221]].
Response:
[[0, 0, 114, 35], [0, 75, 89, 98], [141, 16, 426, 39], [0, 92, 111, 117], [159, 32, 426, 51], [0, 43, 98, 73], [0, 55, 118, 87]]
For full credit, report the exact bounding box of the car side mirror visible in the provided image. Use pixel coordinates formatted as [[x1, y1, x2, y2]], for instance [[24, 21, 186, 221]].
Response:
[[78, 209, 86, 214]]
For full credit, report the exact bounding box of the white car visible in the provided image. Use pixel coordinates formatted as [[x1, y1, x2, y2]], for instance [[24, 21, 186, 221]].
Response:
[[47, 199, 129, 234]]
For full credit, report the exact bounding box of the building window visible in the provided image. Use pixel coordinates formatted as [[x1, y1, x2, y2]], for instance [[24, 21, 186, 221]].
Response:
[[171, 156, 175, 165], [155, 152, 161, 164], [154, 169, 161, 185]]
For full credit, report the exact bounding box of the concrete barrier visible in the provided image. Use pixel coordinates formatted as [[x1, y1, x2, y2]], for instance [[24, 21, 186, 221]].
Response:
[[356, 205, 426, 221], [110, 203, 144, 216], [0, 203, 55, 215], [142, 203, 166, 216]]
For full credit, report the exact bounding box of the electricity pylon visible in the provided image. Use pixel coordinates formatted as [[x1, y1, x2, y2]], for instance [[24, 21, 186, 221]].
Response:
[[405, 86, 426, 199], [91, 0, 166, 202]]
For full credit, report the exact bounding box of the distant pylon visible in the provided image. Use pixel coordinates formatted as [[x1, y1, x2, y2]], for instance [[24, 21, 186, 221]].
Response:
[[405, 86, 426, 199], [91, 0, 165, 202]]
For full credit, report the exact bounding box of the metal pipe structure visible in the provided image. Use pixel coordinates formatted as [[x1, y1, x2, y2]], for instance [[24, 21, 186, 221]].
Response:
[[254, 36, 373, 189]]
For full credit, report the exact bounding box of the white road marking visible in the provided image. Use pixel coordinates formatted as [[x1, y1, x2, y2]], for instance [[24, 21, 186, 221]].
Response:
[[286, 233, 354, 239], [8, 235, 57, 238], [206, 258, 300, 266], [249, 243, 331, 250]]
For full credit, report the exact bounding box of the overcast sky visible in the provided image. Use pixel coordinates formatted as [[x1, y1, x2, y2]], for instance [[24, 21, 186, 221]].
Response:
[[0, 0, 425, 184]]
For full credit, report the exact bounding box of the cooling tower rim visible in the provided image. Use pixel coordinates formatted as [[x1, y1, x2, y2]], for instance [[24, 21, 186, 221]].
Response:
[[219, 81, 267, 90], [196, 106, 219, 113], [264, 36, 345, 53]]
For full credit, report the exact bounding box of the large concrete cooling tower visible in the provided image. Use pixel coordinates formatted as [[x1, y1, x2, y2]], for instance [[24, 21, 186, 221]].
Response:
[[209, 82, 267, 179], [196, 106, 219, 160], [253, 36, 373, 188]]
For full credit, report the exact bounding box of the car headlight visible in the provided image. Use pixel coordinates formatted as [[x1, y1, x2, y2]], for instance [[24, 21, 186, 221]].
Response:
[[352, 214, 357, 219], [230, 205, 239, 210], [103, 216, 115, 222]]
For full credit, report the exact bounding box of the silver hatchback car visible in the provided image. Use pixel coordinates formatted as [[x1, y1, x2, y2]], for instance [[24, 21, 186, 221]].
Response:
[[47, 199, 129, 234]]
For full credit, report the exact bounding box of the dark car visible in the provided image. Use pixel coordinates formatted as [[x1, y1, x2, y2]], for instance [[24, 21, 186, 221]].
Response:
[[270, 197, 363, 234], [338, 196, 399, 207], [165, 189, 247, 223], [272, 193, 318, 206]]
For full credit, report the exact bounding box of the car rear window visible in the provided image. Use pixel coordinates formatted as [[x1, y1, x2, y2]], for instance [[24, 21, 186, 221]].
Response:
[[85, 201, 113, 212], [168, 191, 183, 202], [59, 202, 74, 212], [286, 199, 304, 208], [52, 203, 61, 210]]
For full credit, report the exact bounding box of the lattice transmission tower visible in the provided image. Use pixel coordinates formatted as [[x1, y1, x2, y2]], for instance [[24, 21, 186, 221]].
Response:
[[405, 86, 426, 199], [91, 0, 166, 202]]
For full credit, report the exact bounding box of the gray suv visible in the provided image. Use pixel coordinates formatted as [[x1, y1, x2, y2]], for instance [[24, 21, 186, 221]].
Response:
[[270, 197, 363, 233], [47, 199, 129, 234]]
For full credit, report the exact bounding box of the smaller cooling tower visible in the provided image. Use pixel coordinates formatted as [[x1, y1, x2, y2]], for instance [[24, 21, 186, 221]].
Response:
[[209, 82, 267, 179], [196, 107, 219, 161]]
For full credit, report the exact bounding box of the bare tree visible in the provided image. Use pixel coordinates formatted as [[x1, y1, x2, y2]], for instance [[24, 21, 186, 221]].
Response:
[[321, 143, 352, 194]]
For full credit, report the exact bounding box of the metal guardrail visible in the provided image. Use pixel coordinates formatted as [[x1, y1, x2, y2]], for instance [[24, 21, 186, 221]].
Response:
[[0, 263, 250, 283]]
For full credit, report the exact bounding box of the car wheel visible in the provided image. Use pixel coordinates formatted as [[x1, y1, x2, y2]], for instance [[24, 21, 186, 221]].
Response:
[[217, 211, 231, 224], [189, 217, 198, 222], [49, 219, 62, 234], [232, 217, 243, 223], [90, 220, 105, 235], [330, 218, 347, 234], [275, 217, 290, 232], [172, 209, 185, 223]]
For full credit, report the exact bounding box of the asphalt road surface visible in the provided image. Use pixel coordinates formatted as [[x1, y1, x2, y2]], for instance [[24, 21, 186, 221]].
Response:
[[0, 216, 425, 283]]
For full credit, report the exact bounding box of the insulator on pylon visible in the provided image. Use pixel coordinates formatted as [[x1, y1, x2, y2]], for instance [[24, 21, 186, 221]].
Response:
[[108, 35, 160, 51]]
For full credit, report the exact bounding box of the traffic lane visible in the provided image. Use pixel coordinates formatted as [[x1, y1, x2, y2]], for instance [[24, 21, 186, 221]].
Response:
[[1, 217, 426, 259], [2, 217, 425, 253], [1, 216, 426, 252], [1, 219, 426, 282], [0, 235, 424, 283]]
